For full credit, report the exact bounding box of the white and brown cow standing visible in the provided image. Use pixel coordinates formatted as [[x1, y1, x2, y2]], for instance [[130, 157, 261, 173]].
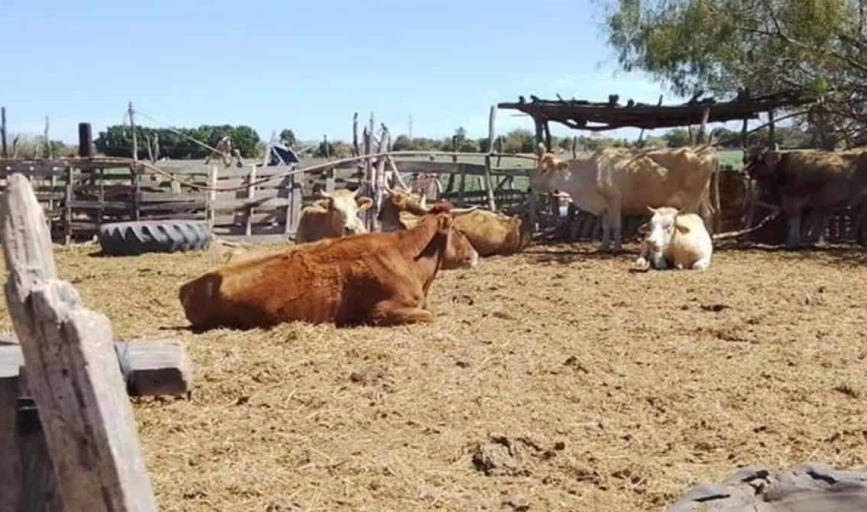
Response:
[[533, 146, 717, 253], [634, 206, 713, 271], [295, 188, 373, 244]]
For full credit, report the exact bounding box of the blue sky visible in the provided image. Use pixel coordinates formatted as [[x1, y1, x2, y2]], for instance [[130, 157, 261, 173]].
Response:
[[2, 0, 677, 144]]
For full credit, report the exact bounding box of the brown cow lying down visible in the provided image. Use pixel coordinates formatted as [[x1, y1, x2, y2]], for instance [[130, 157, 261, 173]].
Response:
[[179, 209, 478, 329], [378, 188, 531, 256]]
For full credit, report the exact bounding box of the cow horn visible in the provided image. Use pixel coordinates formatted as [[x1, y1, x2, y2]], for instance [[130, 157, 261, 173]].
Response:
[[352, 187, 362, 198], [451, 206, 479, 215], [318, 189, 332, 199]]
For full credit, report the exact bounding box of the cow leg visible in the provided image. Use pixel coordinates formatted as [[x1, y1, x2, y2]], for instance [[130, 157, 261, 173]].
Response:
[[372, 300, 434, 326], [811, 211, 830, 245], [609, 203, 623, 253], [599, 212, 611, 252], [785, 212, 802, 249], [691, 255, 711, 271]]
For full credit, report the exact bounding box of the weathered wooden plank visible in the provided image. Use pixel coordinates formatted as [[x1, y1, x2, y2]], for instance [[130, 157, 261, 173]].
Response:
[[0, 173, 157, 511], [0, 349, 21, 512], [210, 197, 292, 211], [139, 191, 206, 202], [138, 201, 206, 212], [214, 211, 283, 226], [245, 165, 257, 237]]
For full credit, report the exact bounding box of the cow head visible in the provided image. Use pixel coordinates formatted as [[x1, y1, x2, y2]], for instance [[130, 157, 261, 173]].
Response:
[[532, 153, 570, 193], [644, 206, 689, 253], [743, 146, 782, 181], [317, 188, 373, 235], [434, 213, 479, 270], [379, 188, 428, 231]]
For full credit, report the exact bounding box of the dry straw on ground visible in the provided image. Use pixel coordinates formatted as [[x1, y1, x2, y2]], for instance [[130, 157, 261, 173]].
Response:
[[1, 242, 865, 511]]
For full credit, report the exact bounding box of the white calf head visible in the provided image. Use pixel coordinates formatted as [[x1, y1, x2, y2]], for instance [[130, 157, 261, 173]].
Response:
[[319, 188, 373, 236], [644, 206, 689, 252]]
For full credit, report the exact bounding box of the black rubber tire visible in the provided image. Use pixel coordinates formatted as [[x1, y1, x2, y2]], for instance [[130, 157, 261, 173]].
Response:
[[98, 220, 210, 256]]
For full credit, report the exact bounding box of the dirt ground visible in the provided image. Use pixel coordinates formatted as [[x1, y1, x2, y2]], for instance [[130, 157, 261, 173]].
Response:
[[2, 241, 866, 511]]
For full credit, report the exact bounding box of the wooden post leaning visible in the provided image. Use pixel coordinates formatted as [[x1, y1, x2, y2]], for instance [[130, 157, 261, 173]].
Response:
[[484, 105, 497, 211], [0, 173, 158, 511]]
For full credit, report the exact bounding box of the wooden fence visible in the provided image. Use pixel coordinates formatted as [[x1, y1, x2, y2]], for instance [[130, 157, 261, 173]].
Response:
[[0, 156, 534, 242]]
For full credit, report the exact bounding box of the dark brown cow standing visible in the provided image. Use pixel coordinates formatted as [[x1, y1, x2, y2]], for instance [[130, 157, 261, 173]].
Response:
[[744, 148, 867, 248], [179, 210, 478, 329]]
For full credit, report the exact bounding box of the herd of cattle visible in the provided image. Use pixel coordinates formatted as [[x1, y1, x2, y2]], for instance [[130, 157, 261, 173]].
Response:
[[178, 145, 867, 329]]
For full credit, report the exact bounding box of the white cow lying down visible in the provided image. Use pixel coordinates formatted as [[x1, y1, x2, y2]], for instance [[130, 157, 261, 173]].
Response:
[[634, 206, 713, 271]]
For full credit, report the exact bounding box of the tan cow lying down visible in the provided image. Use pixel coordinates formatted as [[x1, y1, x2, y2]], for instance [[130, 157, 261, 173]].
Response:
[[534, 147, 716, 252], [378, 188, 531, 256], [634, 206, 713, 271], [295, 188, 372, 243], [179, 208, 479, 329]]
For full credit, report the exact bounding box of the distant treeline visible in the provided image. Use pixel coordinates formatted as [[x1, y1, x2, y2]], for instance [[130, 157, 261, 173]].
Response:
[[89, 122, 817, 161], [95, 125, 260, 159]]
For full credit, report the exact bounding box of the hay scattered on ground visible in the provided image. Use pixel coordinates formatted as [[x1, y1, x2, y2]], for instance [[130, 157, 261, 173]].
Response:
[[1, 242, 866, 511]]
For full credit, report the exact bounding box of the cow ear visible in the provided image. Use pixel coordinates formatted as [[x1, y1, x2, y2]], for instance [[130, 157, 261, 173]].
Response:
[[356, 197, 373, 211], [675, 223, 691, 234], [436, 214, 453, 234]]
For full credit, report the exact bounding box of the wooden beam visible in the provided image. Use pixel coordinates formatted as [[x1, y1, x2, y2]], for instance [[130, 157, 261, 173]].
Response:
[[0, 340, 192, 397], [543, 121, 552, 152], [0, 173, 157, 511]]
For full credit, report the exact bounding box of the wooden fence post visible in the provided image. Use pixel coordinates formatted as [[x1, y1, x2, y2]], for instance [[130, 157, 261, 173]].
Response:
[[0, 173, 157, 511], [131, 164, 141, 221], [289, 169, 303, 236], [245, 165, 257, 237], [207, 165, 217, 230], [484, 106, 497, 211], [64, 165, 73, 245], [1, 106, 7, 158], [697, 107, 710, 144], [78, 123, 93, 158], [128, 101, 137, 162]]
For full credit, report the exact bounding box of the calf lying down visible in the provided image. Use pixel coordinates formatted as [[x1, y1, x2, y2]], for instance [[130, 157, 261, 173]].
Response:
[[179, 212, 478, 329], [634, 206, 713, 271]]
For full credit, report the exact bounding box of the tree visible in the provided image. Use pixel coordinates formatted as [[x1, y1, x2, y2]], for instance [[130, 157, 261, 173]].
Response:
[[502, 129, 536, 153], [662, 129, 691, 148], [95, 124, 261, 159], [605, 0, 867, 147], [279, 129, 296, 147], [392, 134, 412, 151]]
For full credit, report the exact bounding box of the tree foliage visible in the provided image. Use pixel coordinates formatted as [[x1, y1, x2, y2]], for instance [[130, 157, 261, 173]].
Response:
[[279, 129, 296, 147], [95, 124, 261, 159], [606, 0, 867, 146]]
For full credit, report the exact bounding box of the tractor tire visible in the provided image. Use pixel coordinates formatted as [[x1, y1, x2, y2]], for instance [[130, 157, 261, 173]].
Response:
[[667, 463, 867, 511], [98, 220, 210, 256]]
